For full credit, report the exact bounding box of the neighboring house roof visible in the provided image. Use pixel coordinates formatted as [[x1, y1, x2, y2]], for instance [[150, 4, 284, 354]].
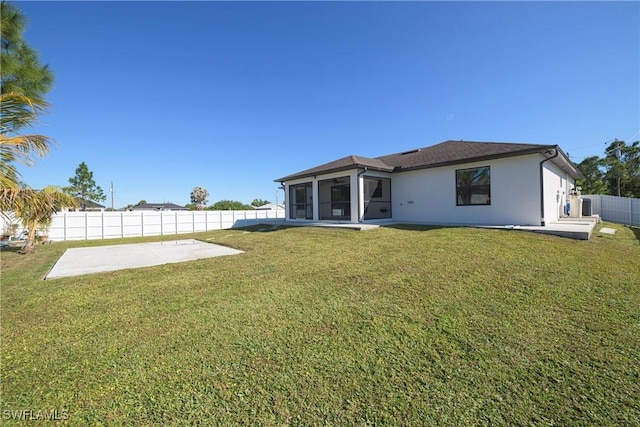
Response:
[[275, 140, 582, 182], [253, 203, 285, 210], [129, 203, 187, 211], [74, 198, 106, 209]]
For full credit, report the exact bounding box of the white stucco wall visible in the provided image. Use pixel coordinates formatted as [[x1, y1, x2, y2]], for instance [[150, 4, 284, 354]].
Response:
[[282, 153, 574, 226], [542, 160, 575, 223], [391, 154, 543, 226]]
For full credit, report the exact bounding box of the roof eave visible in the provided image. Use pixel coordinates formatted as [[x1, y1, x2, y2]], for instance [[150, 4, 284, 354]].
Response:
[[275, 164, 393, 182], [548, 145, 583, 180]]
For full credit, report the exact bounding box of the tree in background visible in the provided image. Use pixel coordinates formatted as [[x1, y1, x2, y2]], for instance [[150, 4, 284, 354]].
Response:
[[64, 162, 106, 210], [576, 140, 640, 198], [251, 198, 270, 207], [602, 140, 639, 198], [576, 156, 607, 195], [210, 200, 253, 210], [123, 200, 147, 210], [190, 186, 209, 210], [0, 1, 56, 211]]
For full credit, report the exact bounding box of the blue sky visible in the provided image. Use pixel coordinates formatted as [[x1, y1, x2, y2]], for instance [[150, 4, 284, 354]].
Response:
[[15, 1, 640, 208]]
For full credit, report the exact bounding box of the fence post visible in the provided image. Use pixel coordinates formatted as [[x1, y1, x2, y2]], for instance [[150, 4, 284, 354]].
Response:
[[85, 212, 88, 240]]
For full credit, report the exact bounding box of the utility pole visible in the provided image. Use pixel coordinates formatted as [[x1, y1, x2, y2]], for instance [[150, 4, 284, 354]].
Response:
[[606, 139, 623, 197], [110, 181, 114, 210], [614, 139, 622, 197]]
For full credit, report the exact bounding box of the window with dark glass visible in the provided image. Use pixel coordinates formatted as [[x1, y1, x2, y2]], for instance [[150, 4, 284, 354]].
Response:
[[456, 167, 490, 206]]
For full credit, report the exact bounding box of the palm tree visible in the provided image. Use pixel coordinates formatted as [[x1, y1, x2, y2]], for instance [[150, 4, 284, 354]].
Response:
[[0, 92, 53, 185], [1, 1, 56, 212], [0, 92, 55, 213], [12, 185, 76, 253]]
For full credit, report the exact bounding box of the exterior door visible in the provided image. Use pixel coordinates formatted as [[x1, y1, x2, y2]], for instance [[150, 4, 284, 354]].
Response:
[[289, 183, 313, 219]]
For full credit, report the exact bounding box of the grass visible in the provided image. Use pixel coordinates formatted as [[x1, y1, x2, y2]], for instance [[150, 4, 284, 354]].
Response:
[[1, 223, 639, 425]]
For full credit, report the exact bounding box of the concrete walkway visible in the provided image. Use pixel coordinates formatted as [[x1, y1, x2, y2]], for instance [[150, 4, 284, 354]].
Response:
[[513, 218, 599, 240], [263, 217, 600, 240], [262, 220, 380, 231], [46, 239, 243, 280]]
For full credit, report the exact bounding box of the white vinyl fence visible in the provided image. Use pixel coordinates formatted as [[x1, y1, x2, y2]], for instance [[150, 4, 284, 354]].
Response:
[[582, 195, 640, 227], [1, 210, 285, 242]]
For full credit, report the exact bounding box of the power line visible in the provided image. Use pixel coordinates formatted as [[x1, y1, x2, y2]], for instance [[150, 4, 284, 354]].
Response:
[[626, 130, 640, 142]]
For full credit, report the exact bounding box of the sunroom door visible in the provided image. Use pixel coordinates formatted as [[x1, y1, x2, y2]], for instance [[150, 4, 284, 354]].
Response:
[[319, 176, 351, 220], [289, 183, 313, 219]]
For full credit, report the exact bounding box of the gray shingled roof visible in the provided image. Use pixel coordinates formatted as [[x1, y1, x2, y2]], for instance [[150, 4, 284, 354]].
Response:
[[276, 140, 580, 182], [276, 154, 394, 182], [130, 203, 187, 211], [75, 197, 106, 209], [378, 140, 554, 170]]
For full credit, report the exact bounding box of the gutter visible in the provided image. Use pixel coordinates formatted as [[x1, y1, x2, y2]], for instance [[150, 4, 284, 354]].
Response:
[[539, 148, 559, 226]]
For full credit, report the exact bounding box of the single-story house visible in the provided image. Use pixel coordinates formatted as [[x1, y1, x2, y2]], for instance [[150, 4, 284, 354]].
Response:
[[275, 140, 583, 227], [127, 202, 187, 211]]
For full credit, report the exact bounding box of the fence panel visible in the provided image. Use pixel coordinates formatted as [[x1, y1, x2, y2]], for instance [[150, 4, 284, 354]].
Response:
[[582, 195, 640, 227], [1, 210, 285, 242], [104, 212, 124, 239]]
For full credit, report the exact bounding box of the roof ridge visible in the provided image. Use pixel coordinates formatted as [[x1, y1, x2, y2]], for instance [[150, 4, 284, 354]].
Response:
[[275, 140, 577, 183]]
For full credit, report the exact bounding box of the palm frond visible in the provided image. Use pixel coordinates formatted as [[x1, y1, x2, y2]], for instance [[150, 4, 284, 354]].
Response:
[[0, 133, 53, 164], [10, 185, 77, 228], [0, 92, 50, 132]]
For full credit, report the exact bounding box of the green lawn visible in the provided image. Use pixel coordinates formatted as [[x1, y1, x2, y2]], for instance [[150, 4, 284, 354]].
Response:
[[1, 223, 639, 425]]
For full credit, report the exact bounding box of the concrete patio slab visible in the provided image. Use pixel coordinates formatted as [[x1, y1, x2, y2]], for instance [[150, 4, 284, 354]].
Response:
[[46, 239, 243, 280], [262, 218, 600, 240], [260, 220, 380, 231], [516, 220, 596, 240], [599, 227, 617, 235]]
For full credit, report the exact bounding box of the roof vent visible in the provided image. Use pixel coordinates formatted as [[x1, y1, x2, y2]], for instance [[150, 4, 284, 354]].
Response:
[[400, 148, 421, 155]]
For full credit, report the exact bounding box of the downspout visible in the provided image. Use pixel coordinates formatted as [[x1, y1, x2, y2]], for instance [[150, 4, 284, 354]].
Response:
[[357, 167, 368, 222], [539, 149, 558, 226], [279, 182, 286, 221]]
